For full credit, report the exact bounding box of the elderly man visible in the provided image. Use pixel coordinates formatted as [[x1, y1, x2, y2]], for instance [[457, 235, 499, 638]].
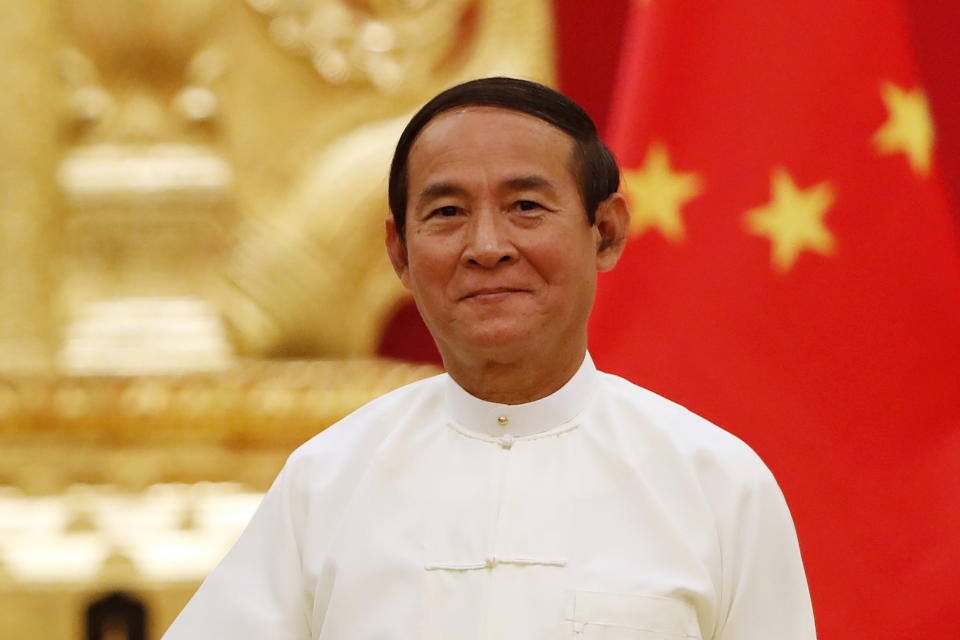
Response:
[[164, 78, 816, 639]]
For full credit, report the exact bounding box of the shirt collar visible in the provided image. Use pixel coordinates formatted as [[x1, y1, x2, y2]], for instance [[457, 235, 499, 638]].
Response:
[[443, 352, 597, 437]]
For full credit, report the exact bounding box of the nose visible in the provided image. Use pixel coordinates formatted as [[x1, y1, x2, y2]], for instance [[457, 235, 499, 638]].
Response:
[[462, 209, 518, 268]]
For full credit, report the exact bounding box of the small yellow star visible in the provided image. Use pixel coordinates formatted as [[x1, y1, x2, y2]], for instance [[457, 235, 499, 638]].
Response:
[[873, 82, 935, 176], [744, 168, 836, 272], [622, 142, 703, 242]]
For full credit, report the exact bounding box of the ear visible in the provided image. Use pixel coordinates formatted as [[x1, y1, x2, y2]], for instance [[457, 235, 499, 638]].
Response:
[[593, 192, 631, 272], [385, 217, 412, 289]]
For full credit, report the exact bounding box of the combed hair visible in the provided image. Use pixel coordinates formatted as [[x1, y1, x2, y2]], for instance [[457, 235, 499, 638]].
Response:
[[388, 77, 621, 239]]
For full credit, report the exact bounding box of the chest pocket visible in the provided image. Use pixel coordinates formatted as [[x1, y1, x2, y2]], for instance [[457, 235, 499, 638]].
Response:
[[566, 591, 702, 639]]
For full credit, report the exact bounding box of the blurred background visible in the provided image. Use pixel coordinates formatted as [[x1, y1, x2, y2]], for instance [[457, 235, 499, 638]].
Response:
[[0, 1, 957, 638]]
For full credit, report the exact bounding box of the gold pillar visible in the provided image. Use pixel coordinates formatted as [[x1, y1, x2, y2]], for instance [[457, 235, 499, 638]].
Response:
[[0, 0, 60, 372]]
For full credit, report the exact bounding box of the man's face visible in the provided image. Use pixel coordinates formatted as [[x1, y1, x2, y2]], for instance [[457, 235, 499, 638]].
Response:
[[387, 106, 612, 366]]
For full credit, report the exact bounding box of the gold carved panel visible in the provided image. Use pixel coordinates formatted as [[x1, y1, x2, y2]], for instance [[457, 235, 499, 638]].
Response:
[[0, 1, 554, 637], [0, 0, 553, 372]]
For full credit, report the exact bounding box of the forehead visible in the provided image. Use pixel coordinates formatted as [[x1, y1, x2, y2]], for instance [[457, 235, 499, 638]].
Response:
[[407, 106, 577, 182]]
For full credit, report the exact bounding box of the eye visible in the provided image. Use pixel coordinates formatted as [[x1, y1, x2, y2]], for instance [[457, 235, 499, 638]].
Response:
[[432, 205, 461, 217], [516, 200, 542, 212]]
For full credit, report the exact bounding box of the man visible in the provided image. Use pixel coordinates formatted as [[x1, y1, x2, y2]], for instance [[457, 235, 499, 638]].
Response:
[[164, 77, 816, 639]]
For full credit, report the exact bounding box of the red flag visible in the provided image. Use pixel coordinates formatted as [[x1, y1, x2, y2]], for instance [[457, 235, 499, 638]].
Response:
[[590, 1, 960, 638]]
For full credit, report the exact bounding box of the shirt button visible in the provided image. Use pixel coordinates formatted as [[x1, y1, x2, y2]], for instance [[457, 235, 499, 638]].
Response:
[[499, 435, 514, 450], [497, 415, 509, 427], [485, 555, 497, 568]]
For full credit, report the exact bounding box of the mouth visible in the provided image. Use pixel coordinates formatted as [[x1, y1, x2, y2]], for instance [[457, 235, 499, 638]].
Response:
[[460, 287, 529, 301]]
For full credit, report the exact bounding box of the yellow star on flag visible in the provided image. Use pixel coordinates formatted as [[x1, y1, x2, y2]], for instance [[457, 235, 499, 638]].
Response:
[[744, 168, 836, 272], [873, 82, 935, 176], [622, 142, 702, 242]]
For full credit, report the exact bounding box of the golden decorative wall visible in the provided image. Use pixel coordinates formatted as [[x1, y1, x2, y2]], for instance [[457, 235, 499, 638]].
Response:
[[0, 0, 554, 637]]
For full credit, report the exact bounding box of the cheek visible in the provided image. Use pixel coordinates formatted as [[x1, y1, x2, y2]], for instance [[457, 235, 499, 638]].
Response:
[[407, 246, 457, 295], [528, 238, 595, 287]]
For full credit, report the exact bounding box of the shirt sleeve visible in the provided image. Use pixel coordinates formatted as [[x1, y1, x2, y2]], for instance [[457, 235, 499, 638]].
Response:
[[713, 460, 817, 640], [162, 463, 311, 640]]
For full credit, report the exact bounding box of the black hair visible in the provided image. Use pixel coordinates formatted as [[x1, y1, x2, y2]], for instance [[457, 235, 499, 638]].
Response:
[[388, 76, 620, 239]]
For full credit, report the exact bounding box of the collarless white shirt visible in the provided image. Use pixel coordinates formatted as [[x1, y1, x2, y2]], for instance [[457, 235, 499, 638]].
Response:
[[165, 352, 816, 640]]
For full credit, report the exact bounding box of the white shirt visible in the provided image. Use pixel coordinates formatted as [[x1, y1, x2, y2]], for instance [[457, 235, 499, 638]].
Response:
[[164, 354, 816, 639]]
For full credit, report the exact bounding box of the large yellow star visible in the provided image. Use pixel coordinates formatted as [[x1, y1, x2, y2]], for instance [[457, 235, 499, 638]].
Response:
[[744, 168, 836, 272], [873, 82, 935, 176], [622, 142, 702, 242]]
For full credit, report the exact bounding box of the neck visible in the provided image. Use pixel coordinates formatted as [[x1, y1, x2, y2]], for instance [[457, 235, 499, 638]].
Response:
[[441, 344, 587, 404]]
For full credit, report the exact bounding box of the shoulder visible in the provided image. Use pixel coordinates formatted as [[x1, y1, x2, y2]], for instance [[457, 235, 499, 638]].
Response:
[[593, 371, 776, 486], [284, 372, 447, 471]]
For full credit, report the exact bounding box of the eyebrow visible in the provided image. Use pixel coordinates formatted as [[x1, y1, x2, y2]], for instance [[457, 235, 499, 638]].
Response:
[[417, 182, 467, 204]]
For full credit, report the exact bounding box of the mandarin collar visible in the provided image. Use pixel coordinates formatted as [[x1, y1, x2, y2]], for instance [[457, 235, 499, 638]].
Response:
[[443, 352, 597, 438]]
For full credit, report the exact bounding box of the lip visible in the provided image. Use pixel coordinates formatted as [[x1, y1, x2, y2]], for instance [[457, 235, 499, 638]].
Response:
[[460, 287, 529, 301]]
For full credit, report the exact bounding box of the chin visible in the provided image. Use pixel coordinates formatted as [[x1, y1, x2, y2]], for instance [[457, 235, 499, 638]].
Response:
[[451, 326, 535, 356]]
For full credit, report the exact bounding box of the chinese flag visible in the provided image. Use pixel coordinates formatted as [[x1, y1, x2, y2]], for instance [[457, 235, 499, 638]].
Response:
[[589, 2, 960, 639]]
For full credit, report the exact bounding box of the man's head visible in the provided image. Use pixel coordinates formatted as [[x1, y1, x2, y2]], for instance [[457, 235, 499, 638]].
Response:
[[385, 78, 630, 392], [388, 77, 621, 240]]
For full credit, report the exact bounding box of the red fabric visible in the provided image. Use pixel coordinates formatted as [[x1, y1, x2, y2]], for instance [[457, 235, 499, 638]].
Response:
[[550, 0, 631, 134], [590, 1, 960, 638], [905, 1, 960, 213]]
